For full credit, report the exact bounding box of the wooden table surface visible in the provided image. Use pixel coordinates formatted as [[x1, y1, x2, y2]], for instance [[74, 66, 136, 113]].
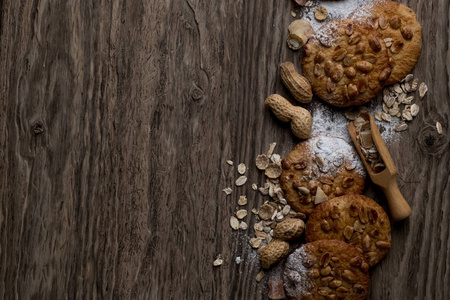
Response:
[[1, 0, 449, 299]]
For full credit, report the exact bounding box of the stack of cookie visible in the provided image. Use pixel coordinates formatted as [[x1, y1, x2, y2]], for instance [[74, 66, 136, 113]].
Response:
[[275, 136, 391, 299], [302, 0, 422, 107]]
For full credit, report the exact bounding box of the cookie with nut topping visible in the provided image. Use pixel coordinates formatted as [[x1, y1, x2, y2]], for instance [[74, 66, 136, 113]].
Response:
[[302, 19, 392, 107], [349, 0, 422, 85], [306, 194, 391, 266], [280, 136, 366, 217], [284, 240, 370, 300]]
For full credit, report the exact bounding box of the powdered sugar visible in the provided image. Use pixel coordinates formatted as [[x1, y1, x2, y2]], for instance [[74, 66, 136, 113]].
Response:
[[300, 0, 371, 31], [301, 135, 366, 177], [283, 245, 313, 298], [309, 100, 401, 146], [310, 102, 350, 140], [349, 0, 381, 22]]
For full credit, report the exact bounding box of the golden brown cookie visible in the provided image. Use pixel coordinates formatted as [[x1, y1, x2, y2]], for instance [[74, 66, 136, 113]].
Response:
[[349, 0, 422, 85], [305, 195, 391, 267], [280, 136, 366, 217], [284, 240, 370, 300], [302, 19, 392, 107]]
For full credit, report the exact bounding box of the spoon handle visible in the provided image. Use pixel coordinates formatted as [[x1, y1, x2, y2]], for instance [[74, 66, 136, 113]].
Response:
[[381, 179, 411, 221]]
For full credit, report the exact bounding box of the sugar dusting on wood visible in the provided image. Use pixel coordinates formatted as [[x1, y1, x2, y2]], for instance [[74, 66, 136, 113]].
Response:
[[309, 101, 401, 145]]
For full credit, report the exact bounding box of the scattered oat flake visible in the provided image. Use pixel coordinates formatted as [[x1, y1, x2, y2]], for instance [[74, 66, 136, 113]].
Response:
[[249, 237, 263, 249], [345, 107, 363, 120], [374, 111, 383, 121], [256, 154, 270, 170], [230, 216, 239, 230], [267, 143, 277, 156], [291, 11, 296, 17], [402, 110, 412, 121], [393, 83, 403, 94], [403, 74, 414, 82], [381, 112, 391, 122], [236, 209, 248, 219], [226, 160, 233, 166], [222, 187, 232, 195], [252, 183, 258, 190], [411, 104, 419, 117], [265, 163, 282, 179], [305, 1, 313, 6], [213, 255, 223, 267], [235, 176, 247, 186], [411, 78, 419, 91], [394, 123, 408, 132], [270, 154, 281, 164], [238, 195, 247, 206], [436, 122, 443, 134], [258, 187, 269, 195], [403, 96, 414, 105], [237, 163, 246, 175], [251, 208, 258, 215], [239, 222, 248, 230], [419, 82, 428, 99], [256, 270, 265, 282]]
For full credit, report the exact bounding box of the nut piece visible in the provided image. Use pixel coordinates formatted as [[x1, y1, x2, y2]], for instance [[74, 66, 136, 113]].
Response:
[[342, 270, 357, 283], [343, 226, 354, 240], [280, 62, 313, 103], [265, 94, 313, 139], [273, 218, 305, 241], [287, 19, 315, 50], [314, 6, 328, 21], [259, 239, 290, 269], [321, 220, 331, 232], [314, 186, 328, 204]]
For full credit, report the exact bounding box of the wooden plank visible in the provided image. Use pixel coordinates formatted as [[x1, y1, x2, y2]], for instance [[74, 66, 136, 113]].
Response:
[[0, 0, 449, 299]]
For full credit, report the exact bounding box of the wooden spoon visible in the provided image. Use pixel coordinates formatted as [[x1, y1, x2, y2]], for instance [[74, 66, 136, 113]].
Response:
[[348, 112, 411, 221]]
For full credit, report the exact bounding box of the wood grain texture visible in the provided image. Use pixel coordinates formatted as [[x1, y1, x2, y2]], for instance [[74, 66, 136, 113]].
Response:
[[0, 0, 449, 299]]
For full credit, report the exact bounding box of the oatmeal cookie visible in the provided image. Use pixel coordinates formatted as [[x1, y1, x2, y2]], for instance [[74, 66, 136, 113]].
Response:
[[349, 0, 422, 85], [284, 240, 370, 300], [306, 194, 391, 266], [280, 136, 366, 216], [302, 19, 392, 107]]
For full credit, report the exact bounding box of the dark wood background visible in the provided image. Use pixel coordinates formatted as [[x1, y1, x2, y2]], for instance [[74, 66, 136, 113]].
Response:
[[0, 0, 449, 299]]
